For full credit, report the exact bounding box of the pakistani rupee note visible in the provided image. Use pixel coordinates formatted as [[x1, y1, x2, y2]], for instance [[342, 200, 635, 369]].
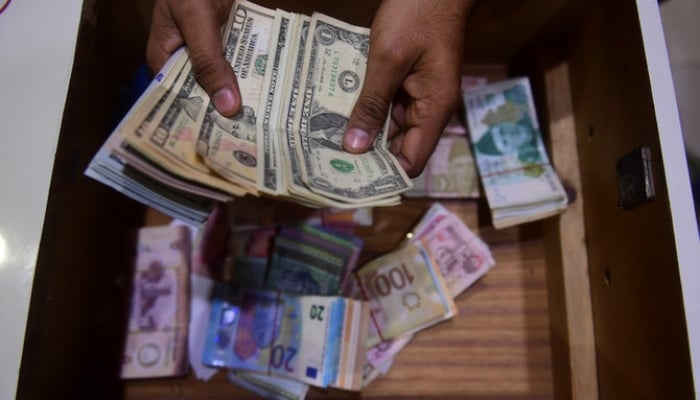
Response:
[[464, 77, 567, 228]]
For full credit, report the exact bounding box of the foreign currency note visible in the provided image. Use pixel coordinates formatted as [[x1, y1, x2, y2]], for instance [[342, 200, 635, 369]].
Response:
[[464, 77, 567, 228], [406, 135, 480, 198], [354, 241, 457, 347], [266, 225, 362, 295], [366, 334, 413, 369], [137, 60, 210, 174], [122, 225, 190, 378], [362, 357, 394, 387], [277, 15, 401, 208], [415, 212, 495, 297], [116, 46, 250, 197]]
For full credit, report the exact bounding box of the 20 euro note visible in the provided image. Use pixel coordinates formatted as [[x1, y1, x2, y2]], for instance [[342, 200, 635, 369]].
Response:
[[202, 287, 369, 390]]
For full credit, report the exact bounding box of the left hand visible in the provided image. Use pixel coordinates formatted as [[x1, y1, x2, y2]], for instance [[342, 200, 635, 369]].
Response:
[[342, 0, 474, 178]]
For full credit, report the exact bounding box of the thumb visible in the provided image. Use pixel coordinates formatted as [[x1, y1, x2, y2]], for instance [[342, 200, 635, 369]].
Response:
[[190, 46, 241, 117], [343, 53, 405, 153], [172, 1, 241, 116]]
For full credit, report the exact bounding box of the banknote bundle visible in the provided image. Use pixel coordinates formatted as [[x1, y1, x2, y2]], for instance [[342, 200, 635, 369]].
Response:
[[463, 77, 568, 228], [202, 286, 370, 391], [357, 203, 496, 386], [195, 222, 367, 396], [86, 0, 412, 225], [121, 225, 191, 378], [230, 223, 364, 295]]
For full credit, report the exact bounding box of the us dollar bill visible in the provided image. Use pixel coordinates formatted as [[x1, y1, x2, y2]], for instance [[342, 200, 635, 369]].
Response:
[[117, 28, 251, 197], [275, 14, 402, 208], [89, 1, 417, 221], [197, 0, 275, 187], [294, 13, 412, 204], [141, 63, 211, 174], [281, 15, 313, 198], [257, 11, 294, 194]]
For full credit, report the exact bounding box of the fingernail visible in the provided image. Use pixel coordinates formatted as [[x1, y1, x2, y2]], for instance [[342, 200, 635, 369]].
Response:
[[213, 88, 237, 116], [344, 128, 370, 151]]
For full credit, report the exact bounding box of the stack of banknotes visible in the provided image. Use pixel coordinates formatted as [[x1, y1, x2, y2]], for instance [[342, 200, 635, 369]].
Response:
[[122, 203, 495, 398], [86, 0, 412, 225], [121, 225, 191, 379], [463, 78, 568, 228], [203, 222, 370, 395], [355, 203, 496, 386]]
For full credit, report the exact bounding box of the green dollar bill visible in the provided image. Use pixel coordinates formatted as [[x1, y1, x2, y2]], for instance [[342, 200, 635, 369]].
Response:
[[294, 13, 412, 204]]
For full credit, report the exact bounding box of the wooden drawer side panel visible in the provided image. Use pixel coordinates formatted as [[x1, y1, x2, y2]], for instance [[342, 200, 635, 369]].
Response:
[[568, 0, 693, 397]]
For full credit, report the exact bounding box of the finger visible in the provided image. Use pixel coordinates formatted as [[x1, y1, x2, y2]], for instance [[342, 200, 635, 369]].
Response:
[[146, 0, 185, 74], [170, 0, 240, 116], [394, 90, 457, 177], [387, 102, 407, 140], [343, 39, 411, 154], [393, 125, 440, 178]]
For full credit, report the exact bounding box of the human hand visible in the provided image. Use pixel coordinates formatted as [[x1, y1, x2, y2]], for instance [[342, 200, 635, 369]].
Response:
[[342, 0, 474, 177], [146, 0, 240, 117]]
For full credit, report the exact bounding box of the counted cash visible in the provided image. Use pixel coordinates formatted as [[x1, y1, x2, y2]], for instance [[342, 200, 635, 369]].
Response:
[[88, 0, 413, 219]]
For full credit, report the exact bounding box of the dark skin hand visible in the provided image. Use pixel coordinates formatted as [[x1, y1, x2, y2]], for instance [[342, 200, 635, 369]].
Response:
[[146, 0, 474, 178]]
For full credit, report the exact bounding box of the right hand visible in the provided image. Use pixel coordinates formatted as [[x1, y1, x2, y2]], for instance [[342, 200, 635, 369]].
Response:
[[146, 0, 241, 117]]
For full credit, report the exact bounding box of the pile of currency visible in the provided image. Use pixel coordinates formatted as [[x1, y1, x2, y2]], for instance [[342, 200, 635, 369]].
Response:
[[356, 203, 495, 386], [86, 0, 412, 225], [122, 202, 495, 398], [464, 78, 568, 228], [203, 287, 369, 391], [199, 220, 371, 395]]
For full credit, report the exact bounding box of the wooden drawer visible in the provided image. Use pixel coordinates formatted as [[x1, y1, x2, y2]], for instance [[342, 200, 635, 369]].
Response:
[[13, 0, 700, 398]]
